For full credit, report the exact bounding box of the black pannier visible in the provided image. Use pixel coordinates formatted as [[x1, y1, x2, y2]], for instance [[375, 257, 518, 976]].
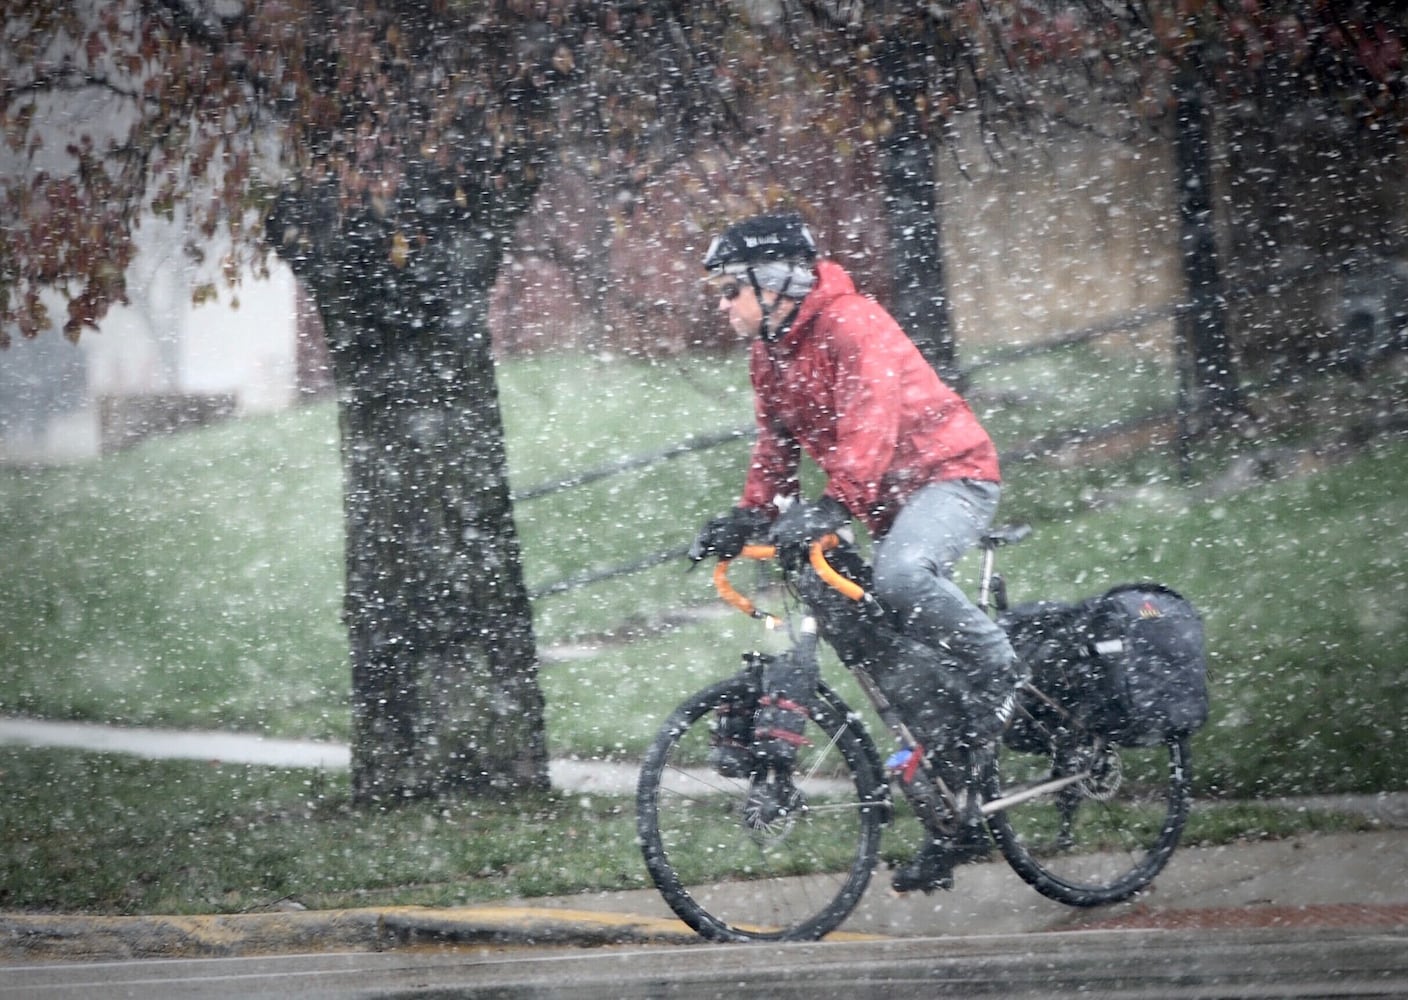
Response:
[[1001, 583, 1209, 749], [708, 644, 820, 777], [1090, 584, 1209, 744], [751, 643, 820, 768]]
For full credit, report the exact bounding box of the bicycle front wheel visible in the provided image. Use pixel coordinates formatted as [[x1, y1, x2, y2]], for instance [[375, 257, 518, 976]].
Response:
[[636, 675, 887, 942], [985, 732, 1191, 907]]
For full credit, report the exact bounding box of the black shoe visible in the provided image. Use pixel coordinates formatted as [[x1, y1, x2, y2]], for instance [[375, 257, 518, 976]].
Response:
[[891, 841, 958, 893], [891, 792, 991, 894], [890, 830, 990, 894]]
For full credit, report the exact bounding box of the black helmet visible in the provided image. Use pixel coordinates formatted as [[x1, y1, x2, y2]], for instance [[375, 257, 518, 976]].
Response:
[[703, 213, 817, 274]]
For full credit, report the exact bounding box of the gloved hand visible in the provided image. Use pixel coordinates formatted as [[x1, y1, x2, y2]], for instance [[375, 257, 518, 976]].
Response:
[[688, 507, 771, 563], [767, 495, 849, 552]]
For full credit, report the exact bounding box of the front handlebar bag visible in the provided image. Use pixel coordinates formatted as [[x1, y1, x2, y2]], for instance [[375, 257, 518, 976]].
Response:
[[796, 548, 981, 755]]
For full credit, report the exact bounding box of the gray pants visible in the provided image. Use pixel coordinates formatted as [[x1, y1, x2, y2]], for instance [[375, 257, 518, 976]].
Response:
[[872, 480, 1022, 710]]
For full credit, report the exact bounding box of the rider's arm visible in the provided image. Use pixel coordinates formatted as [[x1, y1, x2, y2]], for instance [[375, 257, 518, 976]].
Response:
[[817, 298, 906, 519], [740, 358, 802, 518]]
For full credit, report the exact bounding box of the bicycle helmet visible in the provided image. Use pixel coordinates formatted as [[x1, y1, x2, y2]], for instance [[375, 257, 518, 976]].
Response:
[[703, 213, 817, 274], [703, 213, 818, 341]]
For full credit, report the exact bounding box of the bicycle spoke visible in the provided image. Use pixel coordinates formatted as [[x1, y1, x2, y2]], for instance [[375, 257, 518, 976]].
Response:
[[987, 734, 1191, 907], [637, 676, 884, 941]]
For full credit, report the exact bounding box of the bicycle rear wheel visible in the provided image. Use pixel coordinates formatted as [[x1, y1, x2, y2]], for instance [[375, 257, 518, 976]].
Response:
[[636, 675, 887, 942], [984, 730, 1191, 907]]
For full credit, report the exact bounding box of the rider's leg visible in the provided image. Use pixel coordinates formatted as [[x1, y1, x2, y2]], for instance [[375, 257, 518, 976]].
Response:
[[874, 481, 1025, 893], [891, 825, 990, 893], [872, 479, 1026, 742], [890, 742, 996, 893]]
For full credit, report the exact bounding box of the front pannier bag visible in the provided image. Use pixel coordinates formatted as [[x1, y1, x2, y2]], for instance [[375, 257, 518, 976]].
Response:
[[751, 643, 820, 769]]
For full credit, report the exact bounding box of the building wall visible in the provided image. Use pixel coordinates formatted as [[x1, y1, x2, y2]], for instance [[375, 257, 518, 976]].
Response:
[[0, 238, 299, 464]]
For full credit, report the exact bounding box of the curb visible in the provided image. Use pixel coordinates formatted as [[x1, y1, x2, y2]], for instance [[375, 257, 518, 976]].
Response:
[[8, 900, 1407, 964], [0, 905, 701, 962]]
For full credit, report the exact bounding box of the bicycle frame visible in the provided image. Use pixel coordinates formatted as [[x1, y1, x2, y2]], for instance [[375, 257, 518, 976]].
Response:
[[714, 531, 1099, 825], [638, 527, 1195, 940]]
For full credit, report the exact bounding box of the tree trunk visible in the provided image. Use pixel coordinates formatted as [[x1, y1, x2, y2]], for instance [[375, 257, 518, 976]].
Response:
[[308, 222, 550, 805], [1172, 56, 1244, 430], [879, 46, 962, 389]]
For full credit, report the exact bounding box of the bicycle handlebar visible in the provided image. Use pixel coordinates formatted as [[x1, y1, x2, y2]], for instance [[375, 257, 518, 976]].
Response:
[[711, 544, 775, 619], [713, 533, 865, 621], [808, 536, 865, 602]]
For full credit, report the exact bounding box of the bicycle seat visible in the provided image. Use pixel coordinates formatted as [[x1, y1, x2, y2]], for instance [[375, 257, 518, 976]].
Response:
[[981, 524, 1032, 549]]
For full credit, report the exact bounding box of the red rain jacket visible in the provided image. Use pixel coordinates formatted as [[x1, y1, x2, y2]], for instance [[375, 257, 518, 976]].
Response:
[[740, 260, 1000, 536]]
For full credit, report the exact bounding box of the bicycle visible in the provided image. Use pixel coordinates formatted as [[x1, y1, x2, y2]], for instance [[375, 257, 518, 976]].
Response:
[[635, 526, 1195, 942]]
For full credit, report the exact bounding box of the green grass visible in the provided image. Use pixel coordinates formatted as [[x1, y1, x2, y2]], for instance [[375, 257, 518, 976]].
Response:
[[485, 350, 756, 641], [2, 348, 1405, 790], [969, 337, 1177, 453], [0, 747, 646, 914], [0, 404, 348, 738], [0, 352, 756, 740], [1, 347, 1406, 913]]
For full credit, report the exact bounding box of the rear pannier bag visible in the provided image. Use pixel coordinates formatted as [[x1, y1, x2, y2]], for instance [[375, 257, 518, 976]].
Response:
[[1087, 584, 1208, 746], [1002, 583, 1209, 749]]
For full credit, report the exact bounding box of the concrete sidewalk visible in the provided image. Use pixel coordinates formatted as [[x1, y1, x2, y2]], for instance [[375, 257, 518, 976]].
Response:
[[0, 715, 638, 793], [4, 715, 1408, 961], [8, 714, 1407, 818]]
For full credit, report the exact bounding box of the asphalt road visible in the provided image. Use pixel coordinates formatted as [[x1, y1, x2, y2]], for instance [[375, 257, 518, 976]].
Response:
[[6, 926, 1407, 998]]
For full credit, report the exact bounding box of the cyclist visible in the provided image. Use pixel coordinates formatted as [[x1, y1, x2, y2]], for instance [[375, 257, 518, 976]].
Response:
[[689, 212, 1027, 893]]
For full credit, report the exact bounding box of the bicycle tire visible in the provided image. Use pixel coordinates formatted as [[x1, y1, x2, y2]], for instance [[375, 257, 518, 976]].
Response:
[[636, 674, 887, 942], [984, 731, 1192, 907]]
